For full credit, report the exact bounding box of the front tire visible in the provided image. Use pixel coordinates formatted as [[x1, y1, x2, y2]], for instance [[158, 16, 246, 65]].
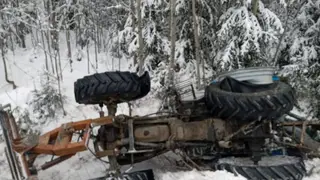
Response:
[[74, 71, 151, 105]]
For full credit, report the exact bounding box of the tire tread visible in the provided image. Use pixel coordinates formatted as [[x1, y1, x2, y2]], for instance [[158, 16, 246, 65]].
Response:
[[74, 71, 150, 105], [205, 81, 295, 121]]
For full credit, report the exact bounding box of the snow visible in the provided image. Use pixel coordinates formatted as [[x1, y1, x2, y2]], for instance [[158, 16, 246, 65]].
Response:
[[279, 0, 287, 8], [0, 32, 320, 180], [218, 155, 300, 167], [0, 32, 242, 180], [158, 169, 247, 180]]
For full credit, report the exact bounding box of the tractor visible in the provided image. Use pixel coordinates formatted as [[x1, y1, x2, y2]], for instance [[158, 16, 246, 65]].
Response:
[[1, 67, 320, 180]]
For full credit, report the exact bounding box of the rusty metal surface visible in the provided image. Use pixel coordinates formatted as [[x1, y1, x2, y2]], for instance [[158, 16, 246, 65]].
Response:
[[134, 125, 170, 142], [213, 119, 231, 141], [12, 134, 39, 154], [172, 121, 209, 141], [91, 116, 114, 127], [133, 117, 179, 125], [1, 111, 26, 179], [95, 149, 116, 158], [133, 118, 230, 142], [104, 102, 121, 174], [2, 99, 318, 180], [7, 112, 20, 140], [223, 119, 259, 141], [170, 119, 215, 141], [300, 121, 308, 146], [2, 112, 98, 180]]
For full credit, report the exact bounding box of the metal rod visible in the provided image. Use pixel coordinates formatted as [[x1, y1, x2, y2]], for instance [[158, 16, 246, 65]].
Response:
[[300, 121, 307, 145], [287, 112, 307, 121], [135, 142, 163, 148], [190, 84, 196, 100], [0, 113, 23, 179], [133, 118, 178, 125], [133, 115, 177, 121], [128, 119, 136, 153], [280, 120, 320, 126], [5, 148, 18, 180], [41, 154, 74, 170]]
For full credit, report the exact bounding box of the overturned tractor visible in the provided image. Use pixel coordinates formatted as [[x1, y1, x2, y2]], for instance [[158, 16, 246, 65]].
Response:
[[1, 67, 320, 180]]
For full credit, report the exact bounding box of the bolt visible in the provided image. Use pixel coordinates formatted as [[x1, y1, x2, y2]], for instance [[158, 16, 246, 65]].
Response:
[[144, 130, 150, 136]]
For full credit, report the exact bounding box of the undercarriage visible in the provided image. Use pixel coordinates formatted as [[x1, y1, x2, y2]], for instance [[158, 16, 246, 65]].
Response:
[[1, 67, 320, 180]]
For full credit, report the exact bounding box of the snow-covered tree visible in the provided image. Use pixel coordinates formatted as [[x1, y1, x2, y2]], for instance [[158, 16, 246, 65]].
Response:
[[108, 1, 172, 98], [280, 0, 320, 118], [29, 72, 67, 120], [215, 0, 284, 72]]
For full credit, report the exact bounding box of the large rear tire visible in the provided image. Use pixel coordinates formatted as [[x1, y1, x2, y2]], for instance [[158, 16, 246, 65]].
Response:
[[74, 71, 151, 105], [205, 80, 295, 121]]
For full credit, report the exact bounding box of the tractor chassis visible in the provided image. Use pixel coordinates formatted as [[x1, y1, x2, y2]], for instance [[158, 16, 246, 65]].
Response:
[[1, 103, 320, 180]]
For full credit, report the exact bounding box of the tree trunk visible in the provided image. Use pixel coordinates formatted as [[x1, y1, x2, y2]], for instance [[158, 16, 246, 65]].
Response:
[[192, 0, 201, 88], [18, 23, 26, 48], [58, 51, 64, 87], [13, 0, 26, 49], [169, 0, 176, 87], [130, 0, 137, 66], [50, 0, 59, 52], [46, 31, 55, 74], [66, 30, 73, 72], [96, 13, 101, 53], [9, 34, 14, 53], [0, 9, 17, 89], [2, 8, 14, 53], [1, 46, 17, 89], [137, 0, 144, 75], [34, 24, 39, 45], [18, 0, 25, 48], [252, 0, 259, 16], [58, 41, 63, 81], [87, 43, 90, 74], [30, 28, 36, 48], [51, 0, 62, 81], [95, 25, 98, 69], [44, 0, 55, 74], [53, 42, 65, 115], [41, 30, 49, 72], [76, 14, 79, 48]]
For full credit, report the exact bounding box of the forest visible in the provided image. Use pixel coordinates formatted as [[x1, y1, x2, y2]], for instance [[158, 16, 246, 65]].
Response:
[[0, 0, 319, 118], [0, 0, 320, 179]]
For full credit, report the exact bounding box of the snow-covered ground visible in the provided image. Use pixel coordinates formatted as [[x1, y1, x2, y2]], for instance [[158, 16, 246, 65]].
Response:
[[0, 32, 319, 180]]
